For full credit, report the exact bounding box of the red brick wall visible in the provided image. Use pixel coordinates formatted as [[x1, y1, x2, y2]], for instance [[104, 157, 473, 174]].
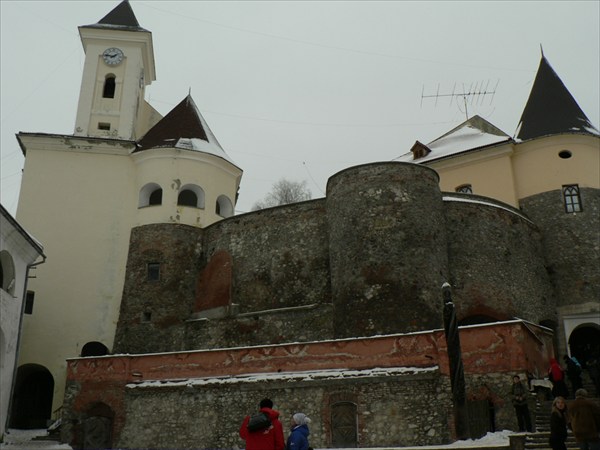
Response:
[[65, 320, 553, 446]]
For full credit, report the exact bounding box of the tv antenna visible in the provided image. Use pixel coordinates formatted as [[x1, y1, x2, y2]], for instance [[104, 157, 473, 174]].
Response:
[[421, 80, 499, 120]]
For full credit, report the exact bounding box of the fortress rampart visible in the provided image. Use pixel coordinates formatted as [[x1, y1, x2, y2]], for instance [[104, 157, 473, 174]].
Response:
[[114, 162, 554, 353]]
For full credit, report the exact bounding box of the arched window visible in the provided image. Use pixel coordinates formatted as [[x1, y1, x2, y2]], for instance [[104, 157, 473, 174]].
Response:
[[102, 74, 116, 99], [177, 184, 205, 208], [149, 189, 162, 206], [138, 183, 163, 208], [0, 250, 16, 295], [216, 195, 233, 218], [178, 190, 197, 207], [563, 184, 582, 213]]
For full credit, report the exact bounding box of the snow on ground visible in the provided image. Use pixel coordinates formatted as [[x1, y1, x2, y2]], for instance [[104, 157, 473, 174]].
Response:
[[1, 429, 72, 449], [1, 428, 513, 450]]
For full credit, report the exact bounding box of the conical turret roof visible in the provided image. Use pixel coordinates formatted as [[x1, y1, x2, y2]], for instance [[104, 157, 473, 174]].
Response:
[[80, 0, 148, 32], [135, 95, 238, 167], [515, 55, 598, 140]]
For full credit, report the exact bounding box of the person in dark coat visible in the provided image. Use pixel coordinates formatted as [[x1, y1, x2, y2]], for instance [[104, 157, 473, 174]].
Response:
[[549, 396, 569, 450], [569, 389, 600, 450], [286, 413, 311, 450], [564, 355, 584, 395], [511, 375, 533, 432], [549, 358, 570, 399], [239, 398, 285, 450]]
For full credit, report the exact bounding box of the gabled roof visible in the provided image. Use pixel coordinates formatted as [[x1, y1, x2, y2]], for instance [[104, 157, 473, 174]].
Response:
[[80, 0, 149, 32], [515, 55, 599, 140], [135, 95, 238, 167], [395, 115, 512, 163]]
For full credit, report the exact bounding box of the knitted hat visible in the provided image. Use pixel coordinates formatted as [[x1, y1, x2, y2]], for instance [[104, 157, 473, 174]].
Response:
[[575, 388, 588, 398], [293, 413, 311, 426]]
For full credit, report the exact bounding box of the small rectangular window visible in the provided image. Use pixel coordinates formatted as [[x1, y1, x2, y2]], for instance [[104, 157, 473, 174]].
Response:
[[563, 185, 582, 213], [147, 262, 160, 281], [98, 122, 111, 131], [25, 291, 35, 315], [142, 311, 152, 322]]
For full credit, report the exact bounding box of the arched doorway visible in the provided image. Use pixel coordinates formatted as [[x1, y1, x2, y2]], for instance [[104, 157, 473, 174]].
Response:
[[9, 364, 54, 428], [569, 324, 600, 366], [83, 402, 114, 450], [330, 401, 357, 448]]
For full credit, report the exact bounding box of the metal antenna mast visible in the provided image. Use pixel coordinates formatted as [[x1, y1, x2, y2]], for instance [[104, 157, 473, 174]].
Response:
[[421, 80, 499, 120]]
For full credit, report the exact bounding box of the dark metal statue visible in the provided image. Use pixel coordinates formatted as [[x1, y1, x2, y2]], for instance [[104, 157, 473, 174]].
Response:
[[442, 282, 470, 439]]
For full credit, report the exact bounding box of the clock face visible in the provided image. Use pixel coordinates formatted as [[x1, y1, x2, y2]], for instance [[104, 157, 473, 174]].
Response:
[[102, 47, 124, 66]]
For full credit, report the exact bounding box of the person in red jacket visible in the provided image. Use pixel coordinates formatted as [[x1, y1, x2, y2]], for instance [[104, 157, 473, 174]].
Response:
[[239, 398, 285, 450]]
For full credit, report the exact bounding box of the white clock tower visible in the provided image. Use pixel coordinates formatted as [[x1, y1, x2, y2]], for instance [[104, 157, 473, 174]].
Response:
[[74, 1, 158, 140]]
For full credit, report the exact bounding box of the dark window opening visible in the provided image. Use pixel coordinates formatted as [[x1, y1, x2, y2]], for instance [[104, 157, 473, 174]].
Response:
[[149, 189, 162, 206], [563, 184, 582, 213], [98, 122, 110, 131], [142, 311, 152, 322], [147, 263, 160, 281], [559, 150, 572, 159], [456, 184, 473, 194], [25, 291, 35, 315], [178, 190, 198, 207], [215, 201, 221, 215], [103, 76, 116, 99]]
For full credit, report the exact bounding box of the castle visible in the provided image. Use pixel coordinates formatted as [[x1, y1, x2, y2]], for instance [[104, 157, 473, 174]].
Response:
[[5, 1, 599, 449]]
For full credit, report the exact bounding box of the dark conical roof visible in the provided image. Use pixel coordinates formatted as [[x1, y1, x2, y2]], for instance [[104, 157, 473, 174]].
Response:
[[515, 55, 598, 140], [81, 1, 148, 32], [137, 95, 208, 149], [135, 95, 238, 166]]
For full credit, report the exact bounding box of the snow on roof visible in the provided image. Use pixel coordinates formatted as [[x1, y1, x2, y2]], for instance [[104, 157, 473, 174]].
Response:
[[442, 195, 533, 224], [126, 366, 439, 389], [174, 137, 236, 165], [394, 115, 512, 164]]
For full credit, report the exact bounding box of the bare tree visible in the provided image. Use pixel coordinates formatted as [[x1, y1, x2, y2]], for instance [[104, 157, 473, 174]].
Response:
[[252, 179, 312, 210]]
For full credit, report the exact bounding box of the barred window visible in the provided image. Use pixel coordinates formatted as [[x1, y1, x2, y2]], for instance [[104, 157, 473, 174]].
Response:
[[456, 184, 473, 194], [563, 185, 582, 213]]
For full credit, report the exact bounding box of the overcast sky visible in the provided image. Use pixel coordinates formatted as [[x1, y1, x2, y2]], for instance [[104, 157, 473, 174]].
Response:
[[1, 1, 598, 215]]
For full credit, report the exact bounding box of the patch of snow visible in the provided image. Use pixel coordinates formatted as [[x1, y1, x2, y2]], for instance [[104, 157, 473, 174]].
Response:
[[442, 195, 533, 224], [1, 429, 72, 449], [127, 366, 439, 389]]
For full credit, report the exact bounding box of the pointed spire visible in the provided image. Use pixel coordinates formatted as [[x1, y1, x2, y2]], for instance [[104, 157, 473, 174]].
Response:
[[137, 95, 208, 149], [515, 55, 598, 140], [82, 1, 148, 32], [135, 95, 238, 167]]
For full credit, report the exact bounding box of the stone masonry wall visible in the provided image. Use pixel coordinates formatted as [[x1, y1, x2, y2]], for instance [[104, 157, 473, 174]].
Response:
[[115, 370, 452, 450], [326, 163, 449, 338], [444, 194, 555, 324], [113, 224, 204, 354], [203, 199, 331, 313], [520, 187, 600, 310], [113, 162, 564, 354]]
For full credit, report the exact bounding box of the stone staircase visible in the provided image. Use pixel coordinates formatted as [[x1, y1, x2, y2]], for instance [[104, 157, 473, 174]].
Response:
[[525, 374, 600, 450]]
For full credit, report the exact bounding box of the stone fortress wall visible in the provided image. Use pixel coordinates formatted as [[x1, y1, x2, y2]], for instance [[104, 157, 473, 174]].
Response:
[[114, 162, 555, 353]]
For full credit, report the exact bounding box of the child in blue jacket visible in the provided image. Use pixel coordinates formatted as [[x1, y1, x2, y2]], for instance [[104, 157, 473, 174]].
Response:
[[287, 413, 311, 450]]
